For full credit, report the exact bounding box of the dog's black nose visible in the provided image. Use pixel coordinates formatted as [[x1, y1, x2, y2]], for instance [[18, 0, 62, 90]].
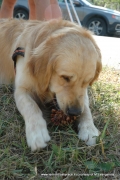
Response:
[[67, 106, 82, 116]]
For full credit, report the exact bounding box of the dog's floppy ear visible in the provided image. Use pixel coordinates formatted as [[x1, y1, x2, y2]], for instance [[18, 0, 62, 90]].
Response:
[[28, 41, 56, 93], [27, 28, 72, 93], [89, 59, 102, 86], [89, 39, 102, 86]]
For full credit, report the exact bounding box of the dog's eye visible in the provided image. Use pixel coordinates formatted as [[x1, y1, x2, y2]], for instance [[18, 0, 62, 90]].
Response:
[[61, 75, 71, 82]]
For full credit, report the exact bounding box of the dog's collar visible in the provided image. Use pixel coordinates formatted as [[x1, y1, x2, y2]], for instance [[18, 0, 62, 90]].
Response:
[[12, 47, 25, 68]]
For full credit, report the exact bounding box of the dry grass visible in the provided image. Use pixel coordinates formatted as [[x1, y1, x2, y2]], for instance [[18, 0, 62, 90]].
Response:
[[0, 66, 120, 180]]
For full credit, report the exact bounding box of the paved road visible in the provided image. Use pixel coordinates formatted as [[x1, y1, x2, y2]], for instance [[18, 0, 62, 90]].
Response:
[[94, 35, 120, 70]]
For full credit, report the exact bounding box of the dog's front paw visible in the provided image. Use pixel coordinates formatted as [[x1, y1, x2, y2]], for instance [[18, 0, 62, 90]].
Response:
[[78, 123, 100, 146], [26, 119, 51, 151]]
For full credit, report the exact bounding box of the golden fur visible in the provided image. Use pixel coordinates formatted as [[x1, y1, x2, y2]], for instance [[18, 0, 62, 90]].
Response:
[[0, 19, 102, 151]]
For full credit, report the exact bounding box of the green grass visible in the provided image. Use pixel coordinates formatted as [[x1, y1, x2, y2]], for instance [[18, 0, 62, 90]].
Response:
[[0, 66, 120, 180]]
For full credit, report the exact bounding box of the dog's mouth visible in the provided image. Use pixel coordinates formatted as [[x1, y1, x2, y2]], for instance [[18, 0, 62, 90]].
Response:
[[49, 96, 81, 117], [52, 98, 60, 111]]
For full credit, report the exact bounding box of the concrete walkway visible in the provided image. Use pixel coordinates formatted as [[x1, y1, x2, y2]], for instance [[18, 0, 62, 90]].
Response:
[[94, 35, 120, 70]]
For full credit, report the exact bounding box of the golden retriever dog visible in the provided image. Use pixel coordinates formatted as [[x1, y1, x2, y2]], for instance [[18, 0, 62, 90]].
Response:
[[0, 19, 102, 151]]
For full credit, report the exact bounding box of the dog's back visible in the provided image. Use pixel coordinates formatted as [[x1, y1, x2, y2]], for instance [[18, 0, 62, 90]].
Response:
[[0, 18, 53, 84], [0, 19, 26, 84]]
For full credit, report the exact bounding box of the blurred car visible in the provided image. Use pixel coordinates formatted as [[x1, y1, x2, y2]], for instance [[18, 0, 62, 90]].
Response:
[[6, 0, 120, 36], [59, 0, 120, 36]]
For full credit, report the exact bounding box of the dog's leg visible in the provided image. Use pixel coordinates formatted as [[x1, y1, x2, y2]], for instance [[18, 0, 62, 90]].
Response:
[[78, 90, 100, 145], [14, 57, 50, 151]]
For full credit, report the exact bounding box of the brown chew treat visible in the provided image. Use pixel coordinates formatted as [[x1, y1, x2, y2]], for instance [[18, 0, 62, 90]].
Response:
[[51, 109, 77, 126]]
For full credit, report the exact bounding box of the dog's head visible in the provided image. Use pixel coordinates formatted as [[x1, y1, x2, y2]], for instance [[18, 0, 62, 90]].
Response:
[[28, 20, 102, 116]]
